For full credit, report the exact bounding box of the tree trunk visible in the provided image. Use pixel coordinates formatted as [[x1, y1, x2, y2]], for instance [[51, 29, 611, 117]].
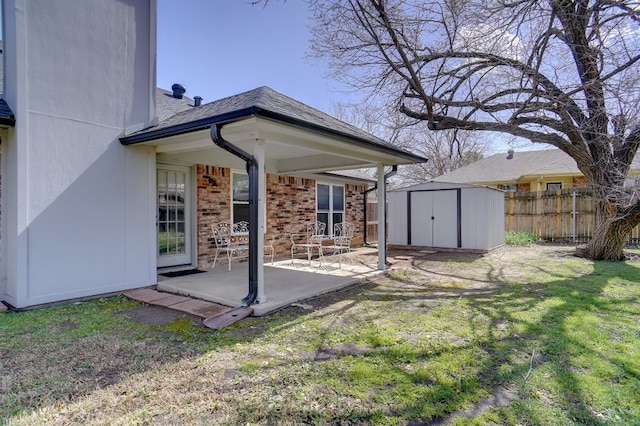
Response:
[[576, 199, 632, 260]]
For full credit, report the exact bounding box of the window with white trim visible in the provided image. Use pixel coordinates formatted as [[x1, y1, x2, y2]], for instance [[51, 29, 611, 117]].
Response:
[[546, 182, 562, 190], [231, 171, 249, 225], [316, 183, 345, 235]]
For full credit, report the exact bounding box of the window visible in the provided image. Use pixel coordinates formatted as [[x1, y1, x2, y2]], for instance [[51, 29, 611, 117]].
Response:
[[546, 182, 562, 191], [232, 172, 249, 225], [317, 183, 344, 235], [497, 184, 517, 192]]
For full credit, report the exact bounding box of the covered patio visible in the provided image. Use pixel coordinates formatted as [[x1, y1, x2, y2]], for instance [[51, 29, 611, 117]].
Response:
[[157, 248, 381, 316], [121, 86, 427, 311]]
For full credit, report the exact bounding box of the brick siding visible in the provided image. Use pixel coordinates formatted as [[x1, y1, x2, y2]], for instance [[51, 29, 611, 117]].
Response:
[[196, 165, 368, 268]]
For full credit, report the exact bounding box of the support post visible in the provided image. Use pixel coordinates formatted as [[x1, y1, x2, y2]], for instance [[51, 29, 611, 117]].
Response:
[[255, 140, 266, 303], [377, 164, 386, 270]]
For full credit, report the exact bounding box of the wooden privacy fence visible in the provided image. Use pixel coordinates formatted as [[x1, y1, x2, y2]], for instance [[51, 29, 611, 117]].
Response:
[[366, 202, 379, 243], [505, 188, 640, 243]]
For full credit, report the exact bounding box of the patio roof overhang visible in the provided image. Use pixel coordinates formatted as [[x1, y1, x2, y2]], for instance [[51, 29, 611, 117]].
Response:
[[120, 108, 427, 173], [120, 98, 427, 307]]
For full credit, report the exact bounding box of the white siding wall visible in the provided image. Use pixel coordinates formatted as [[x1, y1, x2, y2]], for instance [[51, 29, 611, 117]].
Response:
[[460, 187, 505, 250], [1, 0, 157, 307], [388, 192, 407, 245]]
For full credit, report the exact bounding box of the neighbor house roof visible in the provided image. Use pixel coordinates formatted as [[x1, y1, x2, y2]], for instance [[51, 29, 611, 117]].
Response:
[[121, 86, 426, 164], [433, 149, 640, 184]]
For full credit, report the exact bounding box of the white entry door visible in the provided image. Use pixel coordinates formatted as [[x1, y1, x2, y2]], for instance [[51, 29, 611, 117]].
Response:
[[157, 165, 192, 268], [411, 190, 459, 248]]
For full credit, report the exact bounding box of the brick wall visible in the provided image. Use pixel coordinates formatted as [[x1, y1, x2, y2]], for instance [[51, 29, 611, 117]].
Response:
[[196, 164, 368, 268], [196, 165, 231, 268], [517, 182, 531, 192]]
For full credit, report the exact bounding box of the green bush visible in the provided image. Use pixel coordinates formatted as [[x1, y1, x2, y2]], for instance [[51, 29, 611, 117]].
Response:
[[505, 230, 537, 245]]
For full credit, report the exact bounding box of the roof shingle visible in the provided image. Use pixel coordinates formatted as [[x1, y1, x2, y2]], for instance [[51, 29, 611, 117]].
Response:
[[433, 148, 640, 184], [123, 86, 424, 162]]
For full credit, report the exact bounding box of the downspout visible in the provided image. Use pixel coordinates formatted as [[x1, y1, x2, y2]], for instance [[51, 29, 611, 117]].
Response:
[[362, 165, 397, 246], [210, 124, 258, 306]]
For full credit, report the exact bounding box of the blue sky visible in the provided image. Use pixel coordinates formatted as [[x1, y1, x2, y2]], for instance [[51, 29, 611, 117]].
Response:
[[157, 0, 346, 114]]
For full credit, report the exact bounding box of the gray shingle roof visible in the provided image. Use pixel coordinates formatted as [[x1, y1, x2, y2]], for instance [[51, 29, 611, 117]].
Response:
[[0, 100, 14, 126], [0, 41, 4, 95], [155, 87, 195, 122], [433, 148, 640, 184], [122, 86, 426, 163], [0, 40, 15, 126]]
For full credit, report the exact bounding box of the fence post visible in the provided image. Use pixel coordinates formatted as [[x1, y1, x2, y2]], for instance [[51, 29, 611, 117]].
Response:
[[572, 190, 576, 243], [556, 189, 561, 240], [536, 191, 542, 238], [507, 192, 514, 231]]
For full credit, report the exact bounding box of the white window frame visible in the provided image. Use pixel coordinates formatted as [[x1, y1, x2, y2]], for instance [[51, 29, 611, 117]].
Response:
[[316, 182, 345, 236], [231, 170, 249, 230], [230, 170, 267, 234], [546, 182, 563, 191]]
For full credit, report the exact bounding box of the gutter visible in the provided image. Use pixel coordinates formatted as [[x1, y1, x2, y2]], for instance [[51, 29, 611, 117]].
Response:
[[122, 107, 257, 144], [362, 165, 398, 246], [209, 124, 258, 306]]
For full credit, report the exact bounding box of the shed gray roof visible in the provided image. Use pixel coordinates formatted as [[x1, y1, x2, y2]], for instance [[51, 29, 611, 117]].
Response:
[[121, 86, 426, 163], [432, 149, 640, 184]]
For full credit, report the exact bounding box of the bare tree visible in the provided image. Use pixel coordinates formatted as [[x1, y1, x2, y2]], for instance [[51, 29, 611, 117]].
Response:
[[333, 100, 489, 186], [306, 0, 640, 260]]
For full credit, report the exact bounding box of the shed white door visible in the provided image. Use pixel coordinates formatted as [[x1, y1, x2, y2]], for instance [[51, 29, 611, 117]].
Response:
[[157, 165, 192, 268], [411, 190, 458, 248]]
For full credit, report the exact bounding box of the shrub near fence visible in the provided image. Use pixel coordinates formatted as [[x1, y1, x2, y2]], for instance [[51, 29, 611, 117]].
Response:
[[505, 188, 640, 244]]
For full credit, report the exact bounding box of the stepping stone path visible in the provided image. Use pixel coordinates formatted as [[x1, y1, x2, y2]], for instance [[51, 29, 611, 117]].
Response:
[[122, 288, 230, 319]]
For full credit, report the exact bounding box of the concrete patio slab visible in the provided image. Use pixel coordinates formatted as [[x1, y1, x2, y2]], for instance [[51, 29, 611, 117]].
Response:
[[158, 254, 383, 316]]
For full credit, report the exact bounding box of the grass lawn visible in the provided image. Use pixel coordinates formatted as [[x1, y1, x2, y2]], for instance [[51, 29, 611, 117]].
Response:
[[1, 244, 639, 425]]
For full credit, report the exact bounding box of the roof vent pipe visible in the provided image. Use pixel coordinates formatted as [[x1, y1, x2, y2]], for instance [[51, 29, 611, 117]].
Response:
[[171, 83, 186, 99], [210, 124, 259, 306], [507, 149, 514, 159], [194, 96, 203, 107]]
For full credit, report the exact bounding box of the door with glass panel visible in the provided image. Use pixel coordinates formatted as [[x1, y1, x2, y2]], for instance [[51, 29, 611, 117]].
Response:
[[157, 165, 191, 268]]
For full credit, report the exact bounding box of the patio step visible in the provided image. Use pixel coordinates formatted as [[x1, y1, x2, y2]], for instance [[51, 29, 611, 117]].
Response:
[[202, 306, 254, 330], [122, 288, 231, 320]]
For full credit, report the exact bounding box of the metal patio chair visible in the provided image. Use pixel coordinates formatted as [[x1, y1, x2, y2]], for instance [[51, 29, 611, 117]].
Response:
[[323, 222, 355, 268], [290, 221, 327, 266], [211, 221, 274, 271]]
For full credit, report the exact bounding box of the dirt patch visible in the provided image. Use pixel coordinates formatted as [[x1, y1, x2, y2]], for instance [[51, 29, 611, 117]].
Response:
[[429, 386, 518, 425], [117, 305, 199, 327]]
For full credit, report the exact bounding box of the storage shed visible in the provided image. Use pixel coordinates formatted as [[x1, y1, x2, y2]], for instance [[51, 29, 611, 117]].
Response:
[[388, 181, 505, 251]]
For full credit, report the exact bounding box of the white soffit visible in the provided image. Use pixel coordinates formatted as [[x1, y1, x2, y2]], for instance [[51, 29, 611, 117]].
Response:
[[131, 117, 417, 173]]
